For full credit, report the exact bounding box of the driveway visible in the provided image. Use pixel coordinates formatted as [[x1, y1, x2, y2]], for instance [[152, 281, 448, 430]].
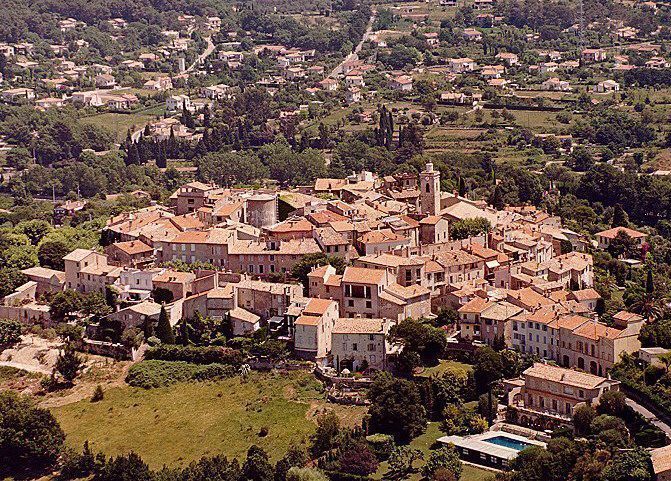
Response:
[[626, 397, 671, 439]]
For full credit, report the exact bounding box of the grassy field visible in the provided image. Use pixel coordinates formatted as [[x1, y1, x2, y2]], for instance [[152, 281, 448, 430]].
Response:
[[51, 371, 363, 468], [81, 110, 164, 142], [373, 423, 495, 481], [416, 360, 474, 379]]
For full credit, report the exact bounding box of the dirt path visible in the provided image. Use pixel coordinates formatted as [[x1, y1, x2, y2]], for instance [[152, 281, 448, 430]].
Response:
[[39, 359, 132, 409]]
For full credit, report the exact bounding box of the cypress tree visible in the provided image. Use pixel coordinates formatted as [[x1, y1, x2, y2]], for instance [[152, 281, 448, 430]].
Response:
[[458, 176, 466, 197], [155, 306, 175, 344], [647, 268, 654, 294]]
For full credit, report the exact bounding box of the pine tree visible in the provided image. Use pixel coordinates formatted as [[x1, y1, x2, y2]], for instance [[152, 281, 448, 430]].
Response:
[[612, 204, 629, 227], [155, 306, 175, 344], [143, 124, 151, 137], [55, 344, 84, 383]]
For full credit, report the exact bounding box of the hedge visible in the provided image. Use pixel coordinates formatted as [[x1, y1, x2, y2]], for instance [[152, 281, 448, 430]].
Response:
[[126, 360, 236, 389], [145, 345, 244, 367]]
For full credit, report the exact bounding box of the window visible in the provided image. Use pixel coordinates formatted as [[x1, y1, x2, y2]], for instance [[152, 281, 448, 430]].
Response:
[[352, 343, 358, 351], [347, 300, 354, 307], [368, 343, 375, 351], [365, 301, 372, 309]]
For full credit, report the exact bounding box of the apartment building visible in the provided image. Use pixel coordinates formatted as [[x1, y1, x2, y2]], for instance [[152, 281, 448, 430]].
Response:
[[235, 278, 303, 320], [293, 298, 339, 363], [63, 249, 121, 293], [558, 311, 644, 375], [330, 318, 395, 371], [506, 363, 620, 430]]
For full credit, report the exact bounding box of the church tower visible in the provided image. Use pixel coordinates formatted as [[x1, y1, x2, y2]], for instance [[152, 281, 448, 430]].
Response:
[[420, 162, 441, 216]]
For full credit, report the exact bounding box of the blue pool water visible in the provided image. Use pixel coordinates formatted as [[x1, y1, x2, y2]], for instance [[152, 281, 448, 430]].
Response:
[[483, 435, 531, 451]]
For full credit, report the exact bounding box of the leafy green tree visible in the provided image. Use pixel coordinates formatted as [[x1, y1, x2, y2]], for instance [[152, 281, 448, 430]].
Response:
[[17, 220, 52, 245], [387, 446, 423, 479], [449, 217, 491, 240], [389, 318, 447, 367], [368, 372, 427, 442], [472, 346, 504, 394], [602, 447, 653, 481], [489, 184, 505, 210], [0, 391, 65, 475], [49, 289, 83, 323], [38, 238, 71, 270], [81, 292, 113, 318], [6, 147, 33, 170], [596, 390, 627, 417], [421, 446, 462, 480], [608, 231, 638, 259], [573, 404, 597, 436], [311, 410, 340, 456], [197, 151, 269, 187], [0, 268, 27, 298], [155, 306, 175, 344], [152, 287, 174, 304], [56, 323, 84, 342], [571, 147, 595, 172]]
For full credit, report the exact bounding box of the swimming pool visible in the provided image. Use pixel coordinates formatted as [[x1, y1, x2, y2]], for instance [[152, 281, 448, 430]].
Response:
[[483, 435, 532, 451]]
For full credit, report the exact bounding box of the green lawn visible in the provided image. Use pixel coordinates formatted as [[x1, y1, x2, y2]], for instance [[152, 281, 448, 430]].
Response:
[[51, 371, 327, 468], [373, 423, 494, 481], [416, 360, 474, 379]]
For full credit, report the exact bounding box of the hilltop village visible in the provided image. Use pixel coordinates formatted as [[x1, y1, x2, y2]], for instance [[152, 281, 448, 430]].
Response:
[[2, 0, 671, 480]]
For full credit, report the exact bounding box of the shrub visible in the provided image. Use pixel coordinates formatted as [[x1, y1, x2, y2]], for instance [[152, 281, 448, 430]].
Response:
[[91, 385, 104, 402], [145, 345, 244, 367], [126, 360, 236, 389], [286, 467, 329, 481], [0, 318, 21, 345], [365, 433, 395, 460]]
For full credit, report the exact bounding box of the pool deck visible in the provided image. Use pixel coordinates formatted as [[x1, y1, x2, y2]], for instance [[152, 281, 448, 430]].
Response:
[[438, 431, 546, 461]]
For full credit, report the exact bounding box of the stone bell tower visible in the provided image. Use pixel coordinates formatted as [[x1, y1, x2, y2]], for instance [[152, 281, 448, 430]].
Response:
[[419, 162, 440, 216]]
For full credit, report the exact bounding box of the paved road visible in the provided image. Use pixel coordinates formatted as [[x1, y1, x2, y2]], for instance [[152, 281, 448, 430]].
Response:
[[626, 397, 671, 439], [186, 36, 215, 73], [329, 9, 376, 78]]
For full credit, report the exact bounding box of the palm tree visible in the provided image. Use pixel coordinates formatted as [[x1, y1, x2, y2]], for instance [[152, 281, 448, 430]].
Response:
[[631, 293, 664, 321]]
